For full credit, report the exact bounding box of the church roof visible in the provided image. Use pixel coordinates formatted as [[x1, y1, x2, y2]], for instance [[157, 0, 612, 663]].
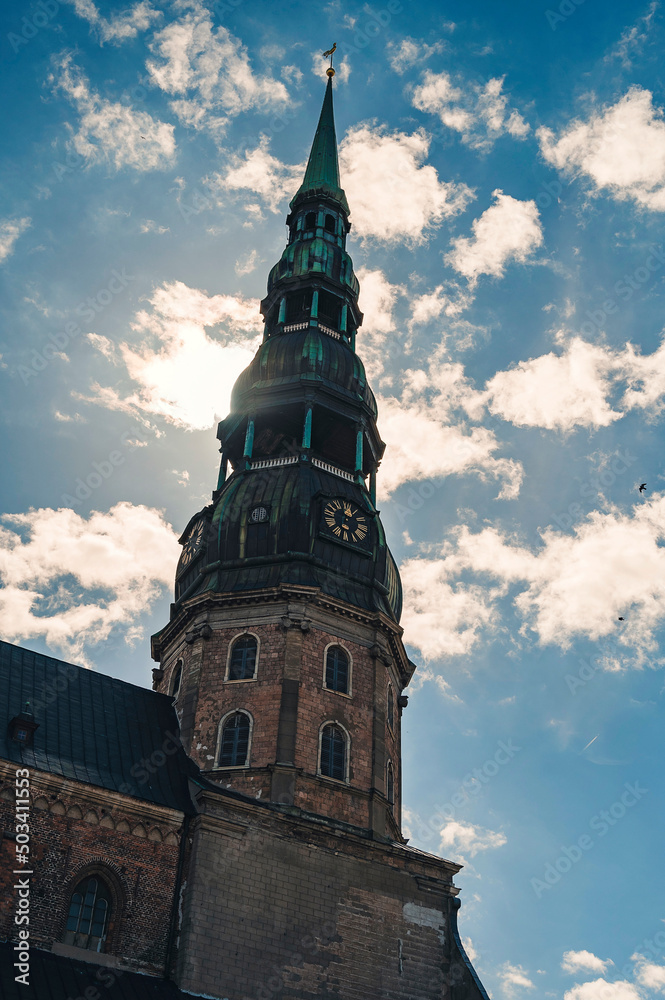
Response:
[[0, 640, 195, 813], [290, 74, 350, 215], [0, 943, 200, 1000]]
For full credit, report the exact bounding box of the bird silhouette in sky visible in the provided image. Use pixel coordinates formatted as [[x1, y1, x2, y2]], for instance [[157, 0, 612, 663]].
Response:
[[618, 617, 625, 621], [639, 483, 647, 493]]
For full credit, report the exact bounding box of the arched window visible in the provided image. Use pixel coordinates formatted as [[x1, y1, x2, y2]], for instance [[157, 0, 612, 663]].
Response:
[[171, 661, 182, 698], [319, 723, 348, 782], [324, 213, 336, 233], [228, 634, 258, 681], [63, 876, 112, 952], [218, 712, 251, 767], [386, 760, 394, 805], [305, 211, 316, 231], [325, 645, 349, 694], [387, 684, 394, 730]]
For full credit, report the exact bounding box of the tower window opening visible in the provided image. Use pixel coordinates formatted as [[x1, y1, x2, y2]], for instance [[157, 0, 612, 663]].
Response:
[[387, 761, 394, 805], [63, 876, 112, 952], [171, 661, 183, 698], [305, 211, 316, 231], [325, 645, 349, 694], [318, 290, 340, 329], [218, 711, 251, 767], [387, 684, 394, 730], [228, 635, 258, 681], [249, 505, 268, 523], [324, 214, 336, 234], [285, 289, 313, 324], [319, 723, 348, 782]]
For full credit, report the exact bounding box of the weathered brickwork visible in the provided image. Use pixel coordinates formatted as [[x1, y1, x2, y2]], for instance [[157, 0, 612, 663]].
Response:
[[153, 594, 407, 838], [175, 789, 486, 1000], [0, 771, 183, 976]]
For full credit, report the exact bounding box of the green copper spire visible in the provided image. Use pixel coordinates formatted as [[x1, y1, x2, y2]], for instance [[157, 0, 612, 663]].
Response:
[[290, 74, 350, 216]]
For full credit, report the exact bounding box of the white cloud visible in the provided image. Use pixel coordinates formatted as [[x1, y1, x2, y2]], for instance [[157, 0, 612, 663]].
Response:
[[607, 3, 658, 68], [387, 37, 447, 74], [633, 954, 665, 992], [438, 820, 507, 862], [485, 337, 622, 431], [0, 217, 31, 264], [412, 70, 529, 150], [311, 52, 350, 84], [0, 503, 179, 663], [147, 8, 290, 138], [562, 951, 613, 976], [51, 54, 175, 172], [64, 0, 161, 44], [447, 190, 543, 284], [400, 497, 665, 667], [538, 87, 665, 211], [564, 980, 643, 1000], [139, 219, 169, 234], [214, 138, 304, 214], [82, 280, 262, 431], [235, 249, 259, 276], [498, 962, 535, 998], [339, 125, 474, 243]]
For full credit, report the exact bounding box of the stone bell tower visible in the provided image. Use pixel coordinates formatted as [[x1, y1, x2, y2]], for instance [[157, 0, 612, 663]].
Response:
[[151, 68, 490, 1000]]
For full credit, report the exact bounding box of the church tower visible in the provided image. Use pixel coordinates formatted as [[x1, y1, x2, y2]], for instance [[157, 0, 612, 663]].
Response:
[[152, 69, 410, 843], [150, 70, 490, 1000]]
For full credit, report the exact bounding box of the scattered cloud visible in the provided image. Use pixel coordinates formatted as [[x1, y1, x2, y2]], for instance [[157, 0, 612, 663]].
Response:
[[607, 3, 659, 68], [147, 8, 290, 138], [563, 980, 642, 1000], [63, 0, 161, 45], [446, 190, 543, 284], [139, 219, 169, 234], [0, 503, 179, 664], [82, 280, 262, 430], [412, 70, 529, 150], [0, 217, 31, 264], [438, 819, 507, 861], [339, 125, 474, 243], [633, 953, 665, 991], [400, 497, 665, 666], [562, 951, 613, 976], [235, 249, 260, 276], [387, 37, 447, 74], [311, 52, 350, 84], [51, 54, 176, 172], [538, 87, 665, 211], [213, 138, 304, 214], [498, 962, 535, 998]]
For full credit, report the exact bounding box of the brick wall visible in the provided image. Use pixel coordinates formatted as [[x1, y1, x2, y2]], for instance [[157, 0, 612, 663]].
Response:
[[0, 773, 183, 976], [175, 788, 486, 1000]]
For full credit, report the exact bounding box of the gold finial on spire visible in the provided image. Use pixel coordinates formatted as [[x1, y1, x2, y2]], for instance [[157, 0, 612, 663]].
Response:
[[322, 42, 337, 77]]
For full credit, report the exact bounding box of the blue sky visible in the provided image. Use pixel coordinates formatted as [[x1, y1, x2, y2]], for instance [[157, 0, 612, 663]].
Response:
[[2, 1, 665, 997]]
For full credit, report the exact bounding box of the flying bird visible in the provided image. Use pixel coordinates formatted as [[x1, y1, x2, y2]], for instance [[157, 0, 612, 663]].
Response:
[[639, 483, 647, 493], [323, 43, 337, 58], [618, 617, 625, 621]]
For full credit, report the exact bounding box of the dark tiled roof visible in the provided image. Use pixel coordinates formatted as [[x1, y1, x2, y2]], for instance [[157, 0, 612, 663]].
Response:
[[0, 943, 202, 1000], [0, 640, 195, 813]]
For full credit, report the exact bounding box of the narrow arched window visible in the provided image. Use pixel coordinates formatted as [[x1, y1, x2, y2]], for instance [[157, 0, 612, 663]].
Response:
[[320, 723, 347, 782], [325, 646, 349, 694], [171, 661, 182, 698], [386, 761, 394, 806], [387, 684, 394, 730], [228, 635, 257, 680], [324, 213, 336, 233], [219, 712, 251, 767], [305, 211, 316, 230], [63, 876, 112, 952]]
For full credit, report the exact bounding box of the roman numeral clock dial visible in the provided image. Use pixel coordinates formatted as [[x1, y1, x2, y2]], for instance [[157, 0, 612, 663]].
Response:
[[323, 499, 368, 544]]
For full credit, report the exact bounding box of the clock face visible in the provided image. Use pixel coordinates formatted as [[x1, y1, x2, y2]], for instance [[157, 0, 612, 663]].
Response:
[[323, 499, 368, 544], [179, 518, 206, 571]]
